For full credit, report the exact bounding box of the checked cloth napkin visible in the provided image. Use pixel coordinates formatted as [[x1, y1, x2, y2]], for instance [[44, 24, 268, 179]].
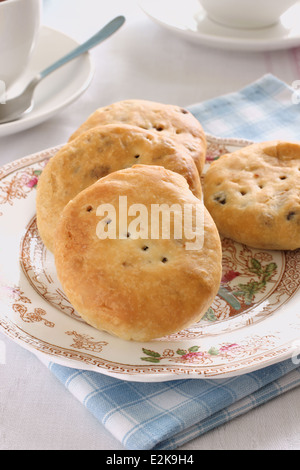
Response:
[[42, 74, 300, 450]]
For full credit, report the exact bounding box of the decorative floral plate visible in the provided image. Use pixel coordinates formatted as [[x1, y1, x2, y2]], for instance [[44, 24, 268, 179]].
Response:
[[0, 136, 299, 382]]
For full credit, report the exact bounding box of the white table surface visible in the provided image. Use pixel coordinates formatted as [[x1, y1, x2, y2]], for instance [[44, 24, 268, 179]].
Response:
[[1, 0, 300, 451]]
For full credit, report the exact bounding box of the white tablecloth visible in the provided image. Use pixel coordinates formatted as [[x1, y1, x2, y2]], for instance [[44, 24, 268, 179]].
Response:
[[1, 0, 300, 450]]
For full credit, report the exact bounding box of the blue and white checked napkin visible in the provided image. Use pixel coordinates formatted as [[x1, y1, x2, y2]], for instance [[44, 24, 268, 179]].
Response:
[[189, 73, 300, 142], [43, 74, 300, 450]]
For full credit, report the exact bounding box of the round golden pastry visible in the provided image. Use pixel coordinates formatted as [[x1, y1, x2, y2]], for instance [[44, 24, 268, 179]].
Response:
[[68, 99, 207, 175], [36, 123, 202, 252], [54, 165, 222, 342], [203, 140, 300, 250]]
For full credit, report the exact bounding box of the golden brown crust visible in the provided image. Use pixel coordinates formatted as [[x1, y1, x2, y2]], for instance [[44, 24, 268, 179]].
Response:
[[203, 141, 300, 250], [68, 99, 207, 174], [36, 123, 202, 252], [54, 165, 222, 341]]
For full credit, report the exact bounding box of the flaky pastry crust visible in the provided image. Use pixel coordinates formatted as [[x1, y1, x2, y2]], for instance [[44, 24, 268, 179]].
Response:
[[54, 165, 222, 341], [36, 123, 202, 252], [69, 99, 207, 175], [204, 141, 300, 250]]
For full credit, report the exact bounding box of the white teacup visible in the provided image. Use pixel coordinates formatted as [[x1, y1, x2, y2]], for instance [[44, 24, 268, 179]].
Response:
[[199, 0, 297, 29], [0, 0, 41, 89]]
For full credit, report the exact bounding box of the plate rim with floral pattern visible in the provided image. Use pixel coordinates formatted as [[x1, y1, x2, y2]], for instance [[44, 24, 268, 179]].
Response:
[[0, 135, 299, 382]]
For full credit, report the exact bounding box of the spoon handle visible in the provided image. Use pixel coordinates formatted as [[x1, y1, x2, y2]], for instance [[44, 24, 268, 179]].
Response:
[[38, 16, 125, 81]]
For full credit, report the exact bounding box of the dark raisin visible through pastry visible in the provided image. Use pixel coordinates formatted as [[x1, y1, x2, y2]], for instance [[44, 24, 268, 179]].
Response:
[[213, 192, 227, 205]]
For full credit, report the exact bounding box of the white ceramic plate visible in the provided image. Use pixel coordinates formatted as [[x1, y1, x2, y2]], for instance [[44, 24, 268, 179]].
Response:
[[0, 26, 94, 138], [139, 0, 300, 52], [0, 136, 299, 381]]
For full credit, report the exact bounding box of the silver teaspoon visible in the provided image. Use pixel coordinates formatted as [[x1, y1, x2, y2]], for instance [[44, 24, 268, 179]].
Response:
[[0, 15, 125, 124]]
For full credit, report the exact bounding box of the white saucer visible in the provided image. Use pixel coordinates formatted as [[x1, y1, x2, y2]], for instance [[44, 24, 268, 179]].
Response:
[[0, 26, 94, 138], [139, 0, 300, 52]]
